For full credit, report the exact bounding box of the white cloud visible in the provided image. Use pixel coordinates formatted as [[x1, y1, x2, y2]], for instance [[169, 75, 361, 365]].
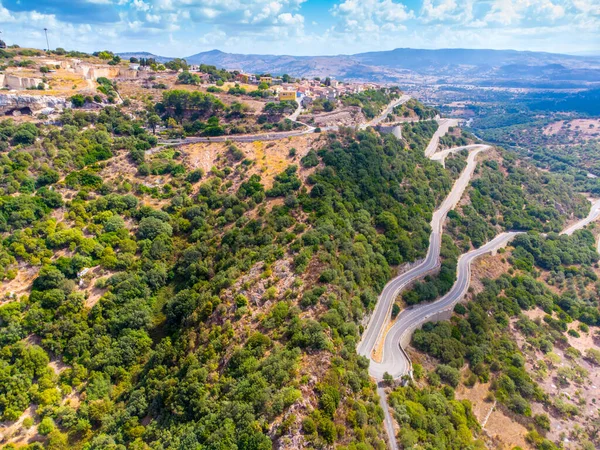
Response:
[[277, 12, 304, 26], [333, 0, 413, 33], [572, 0, 600, 15], [148, 0, 306, 25], [0, 4, 15, 22], [536, 0, 565, 20], [145, 13, 160, 23], [132, 0, 151, 12], [420, 0, 459, 22], [484, 0, 522, 25], [0, 0, 596, 56], [483, 0, 567, 25]]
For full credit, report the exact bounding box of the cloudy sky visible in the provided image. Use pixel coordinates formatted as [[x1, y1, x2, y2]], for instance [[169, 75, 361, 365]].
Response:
[[0, 0, 598, 56]]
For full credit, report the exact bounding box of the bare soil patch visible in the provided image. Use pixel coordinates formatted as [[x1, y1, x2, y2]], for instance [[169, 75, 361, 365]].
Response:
[[484, 408, 531, 450], [543, 119, 600, 140], [469, 253, 511, 295], [510, 307, 600, 447], [455, 381, 493, 424], [299, 106, 365, 128], [0, 264, 38, 303], [0, 405, 41, 447], [181, 133, 325, 189]]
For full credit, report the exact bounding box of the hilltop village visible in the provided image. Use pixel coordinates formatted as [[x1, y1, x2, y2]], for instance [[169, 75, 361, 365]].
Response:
[[0, 47, 396, 127]]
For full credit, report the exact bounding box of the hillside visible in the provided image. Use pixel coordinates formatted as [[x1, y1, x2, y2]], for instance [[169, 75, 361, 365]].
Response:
[[117, 48, 600, 87], [0, 99, 453, 448], [0, 46, 600, 450]]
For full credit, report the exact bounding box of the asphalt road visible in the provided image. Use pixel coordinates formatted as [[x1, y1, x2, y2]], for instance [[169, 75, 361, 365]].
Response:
[[377, 382, 399, 450], [369, 195, 600, 382], [357, 145, 490, 362], [357, 125, 600, 449], [148, 95, 409, 151], [359, 128, 485, 450], [147, 126, 315, 151], [369, 231, 521, 379], [424, 118, 460, 157], [429, 143, 483, 167], [358, 94, 411, 130], [562, 198, 600, 236]]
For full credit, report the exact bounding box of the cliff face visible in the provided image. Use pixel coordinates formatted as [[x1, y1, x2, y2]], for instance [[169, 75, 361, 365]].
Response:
[[0, 94, 67, 115], [0, 74, 45, 89], [73, 65, 136, 80]]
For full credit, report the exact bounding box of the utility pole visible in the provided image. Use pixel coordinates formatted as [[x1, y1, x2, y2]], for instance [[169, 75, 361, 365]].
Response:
[[43, 28, 49, 52]]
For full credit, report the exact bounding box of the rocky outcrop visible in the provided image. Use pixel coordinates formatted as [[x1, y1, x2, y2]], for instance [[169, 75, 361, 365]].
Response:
[[0, 74, 47, 90], [298, 106, 365, 128], [73, 64, 137, 80], [1, 74, 46, 90], [0, 94, 67, 115], [117, 69, 138, 79]]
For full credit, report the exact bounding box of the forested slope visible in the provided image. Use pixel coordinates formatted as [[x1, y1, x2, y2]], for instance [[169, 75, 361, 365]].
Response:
[[0, 96, 596, 450], [0, 108, 451, 449], [398, 229, 600, 450]]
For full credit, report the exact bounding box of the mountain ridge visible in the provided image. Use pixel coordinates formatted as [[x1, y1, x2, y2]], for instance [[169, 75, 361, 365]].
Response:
[[117, 47, 600, 85]]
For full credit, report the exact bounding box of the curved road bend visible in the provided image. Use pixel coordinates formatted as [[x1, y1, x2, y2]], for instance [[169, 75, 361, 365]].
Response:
[[357, 145, 490, 361], [148, 95, 410, 151], [366, 193, 600, 449], [370, 231, 521, 379], [424, 118, 460, 158], [563, 198, 600, 236], [429, 144, 484, 167], [357, 141, 488, 450], [358, 94, 411, 130], [371, 195, 600, 407]]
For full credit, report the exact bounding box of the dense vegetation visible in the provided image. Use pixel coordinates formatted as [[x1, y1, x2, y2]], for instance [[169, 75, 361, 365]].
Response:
[[406, 229, 600, 449], [447, 151, 589, 249], [341, 88, 401, 119], [389, 383, 484, 449], [1, 76, 597, 449], [154, 90, 299, 137], [0, 112, 454, 448], [392, 98, 437, 121]]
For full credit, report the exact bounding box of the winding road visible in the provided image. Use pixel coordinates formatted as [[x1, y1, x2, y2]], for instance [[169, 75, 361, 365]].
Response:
[[369, 231, 521, 379], [562, 198, 600, 236], [358, 94, 411, 130], [424, 118, 459, 158], [148, 94, 411, 152], [371, 195, 600, 448], [429, 143, 482, 167], [356, 126, 600, 448], [357, 144, 490, 363]]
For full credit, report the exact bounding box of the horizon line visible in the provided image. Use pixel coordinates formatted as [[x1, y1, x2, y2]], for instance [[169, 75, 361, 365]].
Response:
[[114, 46, 600, 59]]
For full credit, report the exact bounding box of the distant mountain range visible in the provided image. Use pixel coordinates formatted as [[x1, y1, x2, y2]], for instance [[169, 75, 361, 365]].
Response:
[[118, 48, 600, 87]]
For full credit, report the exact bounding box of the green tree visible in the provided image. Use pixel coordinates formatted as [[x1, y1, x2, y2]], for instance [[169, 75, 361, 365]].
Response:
[[147, 114, 161, 134], [38, 417, 55, 435]]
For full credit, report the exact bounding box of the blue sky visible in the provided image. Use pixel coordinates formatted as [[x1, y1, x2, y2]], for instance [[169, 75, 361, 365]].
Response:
[[0, 0, 598, 56]]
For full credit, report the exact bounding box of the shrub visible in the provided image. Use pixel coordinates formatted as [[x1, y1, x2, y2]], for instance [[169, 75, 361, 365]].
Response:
[[454, 303, 467, 314], [137, 217, 173, 240], [584, 348, 600, 366], [38, 417, 55, 435], [300, 150, 319, 168], [534, 413, 551, 431], [436, 365, 460, 387], [186, 169, 204, 183], [70, 94, 85, 107], [302, 417, 316, 434]]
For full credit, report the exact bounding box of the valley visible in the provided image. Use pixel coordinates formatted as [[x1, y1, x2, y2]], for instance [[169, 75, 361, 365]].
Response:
[[0, 43, 598, 450]]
